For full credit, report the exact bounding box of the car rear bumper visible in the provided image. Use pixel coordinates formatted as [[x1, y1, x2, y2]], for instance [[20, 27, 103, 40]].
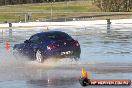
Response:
[[43, 46, 81, 58]]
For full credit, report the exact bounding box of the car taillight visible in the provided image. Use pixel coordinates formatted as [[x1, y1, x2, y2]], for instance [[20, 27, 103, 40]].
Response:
[[63, 39, 68, 42], [74, 42, 80, 46], [47, 44, 56, 50]]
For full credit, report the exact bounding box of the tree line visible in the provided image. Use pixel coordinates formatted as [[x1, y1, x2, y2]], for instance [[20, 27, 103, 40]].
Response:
[[93, 0, 132, 12], [0, 0, 75, 5]]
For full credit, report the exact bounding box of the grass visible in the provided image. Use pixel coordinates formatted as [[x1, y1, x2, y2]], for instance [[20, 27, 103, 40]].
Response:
[[0, 1, 100, 12], [0, 14, 18, 22], [0, 1, 132, 23], [0, 1, 101, 22]]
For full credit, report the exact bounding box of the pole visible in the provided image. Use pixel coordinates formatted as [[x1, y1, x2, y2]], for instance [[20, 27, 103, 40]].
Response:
[[50, 2, 53, 21], [25, 14, 27, 23], [106, 19, 111, 34]]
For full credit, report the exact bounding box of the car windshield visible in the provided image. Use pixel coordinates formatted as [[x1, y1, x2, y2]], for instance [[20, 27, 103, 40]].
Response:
[[46, 32, 72, 40]]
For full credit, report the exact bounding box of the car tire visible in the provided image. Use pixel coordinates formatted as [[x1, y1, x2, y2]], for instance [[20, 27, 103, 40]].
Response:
[[36, 50, 44, 63]]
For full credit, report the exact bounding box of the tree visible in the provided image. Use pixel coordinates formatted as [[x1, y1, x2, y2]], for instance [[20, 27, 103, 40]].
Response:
[[94, 0, 132, 12]]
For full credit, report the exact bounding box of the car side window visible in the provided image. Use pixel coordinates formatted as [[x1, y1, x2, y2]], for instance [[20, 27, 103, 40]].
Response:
[[29, 35, 40, 44]]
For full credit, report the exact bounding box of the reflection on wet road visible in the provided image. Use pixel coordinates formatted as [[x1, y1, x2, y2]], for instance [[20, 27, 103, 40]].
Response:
[[0, 26, 132, 88]]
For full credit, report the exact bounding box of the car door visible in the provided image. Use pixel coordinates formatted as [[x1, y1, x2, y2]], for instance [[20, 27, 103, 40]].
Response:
[[23, 34, 41, 57]]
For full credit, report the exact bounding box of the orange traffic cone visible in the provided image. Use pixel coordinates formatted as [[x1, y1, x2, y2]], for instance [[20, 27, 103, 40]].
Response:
[[5, 39, 9, 50], [85, 71, 88, 78]]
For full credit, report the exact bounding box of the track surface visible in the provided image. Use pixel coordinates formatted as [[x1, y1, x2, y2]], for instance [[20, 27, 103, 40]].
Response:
[[0, 26, 132, 88]]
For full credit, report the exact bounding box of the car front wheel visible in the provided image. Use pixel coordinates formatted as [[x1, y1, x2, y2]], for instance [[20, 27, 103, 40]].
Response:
[[36, 50, 44, 63]]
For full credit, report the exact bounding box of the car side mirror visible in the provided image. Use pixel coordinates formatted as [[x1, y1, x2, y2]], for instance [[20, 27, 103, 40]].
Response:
[[24, 40, 30, 43]]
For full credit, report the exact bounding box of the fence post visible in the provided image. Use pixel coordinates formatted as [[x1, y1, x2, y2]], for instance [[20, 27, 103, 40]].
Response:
[[106, 19, 111, 33], [9, 23, 12, 27]]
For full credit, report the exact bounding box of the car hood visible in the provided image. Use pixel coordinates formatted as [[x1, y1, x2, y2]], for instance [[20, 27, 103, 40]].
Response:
[[13, 43, 25, 49]]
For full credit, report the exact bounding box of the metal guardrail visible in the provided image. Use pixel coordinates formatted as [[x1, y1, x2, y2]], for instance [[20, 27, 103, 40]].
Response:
[[0, 12, 132, 23]]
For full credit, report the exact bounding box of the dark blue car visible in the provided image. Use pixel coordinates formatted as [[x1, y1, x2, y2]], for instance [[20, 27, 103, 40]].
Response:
[[13, 31, 81, 63]]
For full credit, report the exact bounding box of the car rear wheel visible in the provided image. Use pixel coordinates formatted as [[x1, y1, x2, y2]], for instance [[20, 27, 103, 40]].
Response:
[[36, 50, 44, 63]]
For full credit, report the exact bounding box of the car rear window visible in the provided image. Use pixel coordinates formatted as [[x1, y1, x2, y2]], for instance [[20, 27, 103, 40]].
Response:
[[46, 32, 72, 40]]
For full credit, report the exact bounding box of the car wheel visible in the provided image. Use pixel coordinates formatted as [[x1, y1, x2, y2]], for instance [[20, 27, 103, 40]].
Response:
[[36, 50, 44, 63]]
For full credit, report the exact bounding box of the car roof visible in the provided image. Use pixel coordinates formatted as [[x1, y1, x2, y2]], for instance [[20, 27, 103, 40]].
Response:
[[36, 31, 67, 35]]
